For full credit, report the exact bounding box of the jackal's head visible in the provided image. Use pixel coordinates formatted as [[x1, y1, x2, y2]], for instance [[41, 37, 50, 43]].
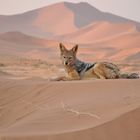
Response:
[[59, 43, 78, 66]]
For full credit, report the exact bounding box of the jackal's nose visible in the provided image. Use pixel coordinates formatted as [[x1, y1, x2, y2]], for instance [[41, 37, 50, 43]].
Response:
[[65, 62, 68, 65]]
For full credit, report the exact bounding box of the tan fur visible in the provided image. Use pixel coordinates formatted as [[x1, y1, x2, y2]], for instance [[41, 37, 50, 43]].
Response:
[[50, 43, 138, 81]]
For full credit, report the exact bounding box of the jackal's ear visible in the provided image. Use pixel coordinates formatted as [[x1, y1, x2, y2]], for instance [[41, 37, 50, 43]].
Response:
[[59, 43, 67, 53], [72, 44, 78, 54]]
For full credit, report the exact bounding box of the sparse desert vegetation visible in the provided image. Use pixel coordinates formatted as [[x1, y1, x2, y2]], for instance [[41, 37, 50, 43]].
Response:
[[0, 56, 64, 79]]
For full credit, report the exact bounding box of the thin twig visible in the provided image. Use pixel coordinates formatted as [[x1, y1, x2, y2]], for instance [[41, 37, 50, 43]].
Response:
[[61, 102, 100, 119]]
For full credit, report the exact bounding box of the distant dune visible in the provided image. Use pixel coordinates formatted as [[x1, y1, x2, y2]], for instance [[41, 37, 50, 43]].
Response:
[[59, 21, 137, 43], [0, 32, 60, 62], [0, 2, 140, 38], [0, 29, 140, 70], [0, 2, 140, 67], [33, 2, 78, 36]]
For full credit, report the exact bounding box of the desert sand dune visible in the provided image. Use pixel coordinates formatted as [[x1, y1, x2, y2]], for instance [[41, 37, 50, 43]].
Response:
[[0, 2, 140, 140], [0, 2, 78, 38], [0, 78, 140, 140], [0, 32, 140, 71], [0, 2, 140, 38], [59, 21, 137, 44], [34, 2, 78, 35]]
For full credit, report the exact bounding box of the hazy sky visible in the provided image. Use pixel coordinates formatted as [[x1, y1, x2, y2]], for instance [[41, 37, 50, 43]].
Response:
[[0, 0, 140, 22]]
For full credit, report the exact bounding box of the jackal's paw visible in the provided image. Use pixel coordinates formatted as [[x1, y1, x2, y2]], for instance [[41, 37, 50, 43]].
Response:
[[49, 76, 68, 81]]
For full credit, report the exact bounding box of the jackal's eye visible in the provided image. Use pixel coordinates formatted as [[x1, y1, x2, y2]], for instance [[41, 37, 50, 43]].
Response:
[[69, 56, 73, 60], [63, 56, 66, 59]]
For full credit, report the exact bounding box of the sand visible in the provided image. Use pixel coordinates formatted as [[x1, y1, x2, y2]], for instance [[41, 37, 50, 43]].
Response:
[[33, 2, 78, 35], [0, 2, 140, 139], [0, 76, 140, 140]]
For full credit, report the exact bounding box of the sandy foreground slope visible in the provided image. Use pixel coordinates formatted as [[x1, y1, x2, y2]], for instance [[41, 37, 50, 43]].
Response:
[[0, 77, 140, 140]]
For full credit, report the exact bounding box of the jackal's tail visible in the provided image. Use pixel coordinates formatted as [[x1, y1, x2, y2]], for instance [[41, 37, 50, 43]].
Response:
[[120, 72, 140, 79]]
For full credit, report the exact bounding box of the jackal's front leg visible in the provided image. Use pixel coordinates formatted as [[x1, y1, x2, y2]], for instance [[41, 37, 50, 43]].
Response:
[[50, 75, 80, 81], [50, 67, 81, 81], [50, 76, 69, 81], [50, 72, 80, 81]]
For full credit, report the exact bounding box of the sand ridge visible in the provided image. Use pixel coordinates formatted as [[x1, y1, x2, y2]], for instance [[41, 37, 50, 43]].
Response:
[[0, 78, 140, 139]]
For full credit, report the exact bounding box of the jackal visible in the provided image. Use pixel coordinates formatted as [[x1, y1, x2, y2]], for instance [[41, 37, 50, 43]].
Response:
[[52, 43, 139, 81]]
